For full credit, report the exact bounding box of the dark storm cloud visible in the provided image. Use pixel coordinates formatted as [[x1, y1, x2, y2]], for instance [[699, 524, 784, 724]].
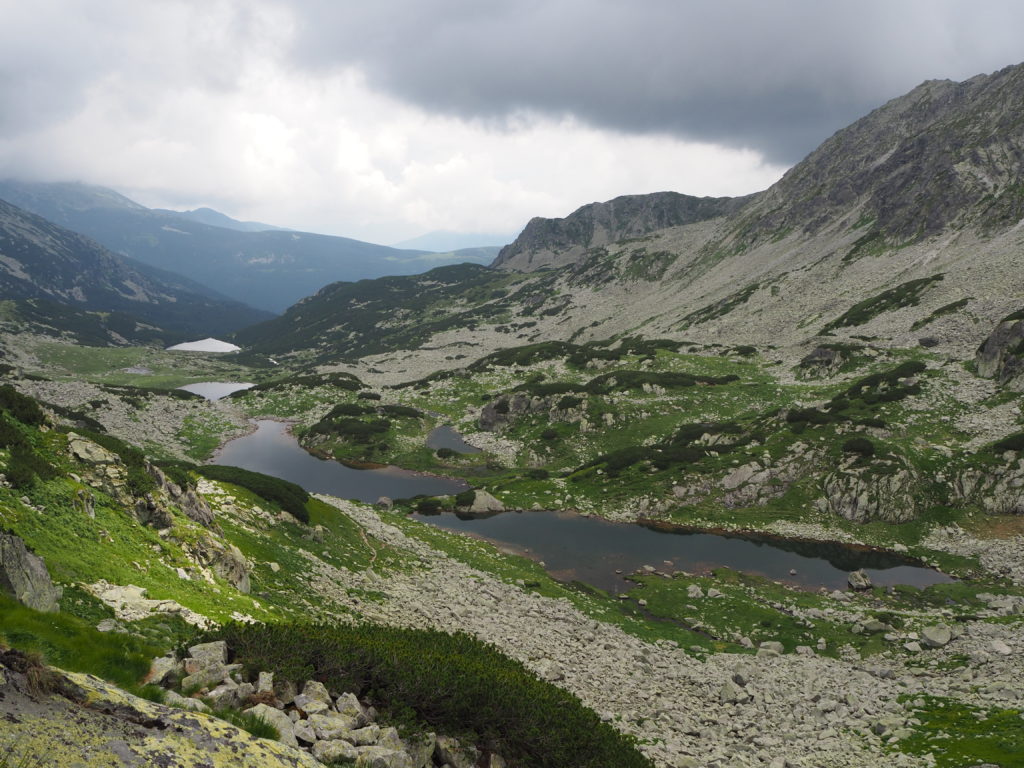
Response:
[[284, 0, 1024, 162]]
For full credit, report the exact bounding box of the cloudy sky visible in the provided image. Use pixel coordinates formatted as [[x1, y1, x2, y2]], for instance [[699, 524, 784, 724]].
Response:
[[2, 1, 1022, 244]]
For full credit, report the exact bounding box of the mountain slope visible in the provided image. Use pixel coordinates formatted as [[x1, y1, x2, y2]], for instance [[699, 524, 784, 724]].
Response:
[[493, 191, 754, 271], [0, 198, 271, 341], [241, 62, 1024, 372], [0, 181, 495, 313]]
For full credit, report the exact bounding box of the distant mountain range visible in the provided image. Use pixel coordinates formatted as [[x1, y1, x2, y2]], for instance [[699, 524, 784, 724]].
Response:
[[0, 198, 271, 345], [0, 181, 497, 313]]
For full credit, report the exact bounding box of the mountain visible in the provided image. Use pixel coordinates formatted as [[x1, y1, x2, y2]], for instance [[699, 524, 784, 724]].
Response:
[[152, 206, 287, 233], [0, 198, 272, 342], [493, 191, 753, 271], [392, 230, 514, 251], [241, 63, 1024, 368], [0, 181, 495, 313]]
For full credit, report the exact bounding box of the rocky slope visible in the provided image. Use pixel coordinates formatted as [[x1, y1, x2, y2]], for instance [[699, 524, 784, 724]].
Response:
[[493, 191, 752, 271], [245, 62, 1024, 373]]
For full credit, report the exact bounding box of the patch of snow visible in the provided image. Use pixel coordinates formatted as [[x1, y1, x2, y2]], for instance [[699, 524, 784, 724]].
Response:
[[166, 337, 241, 352]]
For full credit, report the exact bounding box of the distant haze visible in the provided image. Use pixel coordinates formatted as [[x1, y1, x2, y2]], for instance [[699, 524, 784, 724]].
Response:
[[1, 1, 1022, 242], [391, 231, 515, 252]]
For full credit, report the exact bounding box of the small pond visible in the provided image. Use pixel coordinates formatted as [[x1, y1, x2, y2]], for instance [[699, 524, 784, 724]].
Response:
[[411, 509, 953, 594], [179, 382, 255, 401], [213, 420, 468, 503], [426, 425, 482, 454]]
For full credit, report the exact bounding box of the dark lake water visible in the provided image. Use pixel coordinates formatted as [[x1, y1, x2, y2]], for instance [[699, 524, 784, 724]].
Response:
[[179, 381, 254, 401], [426, 425, 482, 454], [412, 509, 952, 593], [205, 383, 950, 594], [213, 420, 468, 503]]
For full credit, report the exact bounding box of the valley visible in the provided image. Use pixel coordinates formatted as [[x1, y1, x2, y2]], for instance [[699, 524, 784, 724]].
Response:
[[2, 61, 1024, 768]]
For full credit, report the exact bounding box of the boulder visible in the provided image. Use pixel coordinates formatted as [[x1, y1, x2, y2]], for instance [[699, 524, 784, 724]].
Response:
[[133, 493, 174, 529], [188, 641, 228, 665], [301, 679, 332, 705], [0, 532, 62, 612], [403, 733, 436, 768], [921, 624, 952, 648], [245, 703, 297, 747], [313, 740, 359, 763], [144, 656, 183, 686], [164, 690, 211, 712], [355, 746, 415, 768], [336, 691, 370, 725], [435, 735, 479, 768], [468, 490, 504, 514], [848, 569, 872, 590]]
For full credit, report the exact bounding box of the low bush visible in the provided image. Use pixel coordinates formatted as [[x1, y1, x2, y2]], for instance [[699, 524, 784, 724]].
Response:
[[842, 436, 875, 457], [0, 385, 46, 426], [212, 622, 653, 768], [992, 432, 1024, 453]]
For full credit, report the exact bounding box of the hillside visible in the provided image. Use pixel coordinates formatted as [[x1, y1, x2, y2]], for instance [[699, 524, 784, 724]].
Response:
[[243, 63, 1024, 373], [0, 180, 497, 313], [0, 198, 271, 342]]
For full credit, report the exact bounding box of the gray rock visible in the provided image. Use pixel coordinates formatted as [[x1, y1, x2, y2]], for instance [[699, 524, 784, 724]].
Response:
[[273, 677, 297, 706], [377, 726, 404, 751], [301, 679, 333, 705], [293, 693, 330, 716], [257, 670, 274, 694], [991, 639, 1013, 656], [848, 569, 872, 590], [96, 618, 126, 633], [403, 732, 436, 768], [164, 690, 210, 712], [188, 641, 228, 665], [336, 691, 370, 725], [719, 679, 750, 704], [921, 624, 952, 648], [354, 746, 415, 768], [435, 735, 479, 768], [348, 724, 382, 746], [310, 712, 362, 740], [293, 718, 318, 745], [468, 490, 504, 513], [145, 656, 182, 686], [0, 532, 62, 612], [312, 739, 359, 763], [245, 703, 297, 747]]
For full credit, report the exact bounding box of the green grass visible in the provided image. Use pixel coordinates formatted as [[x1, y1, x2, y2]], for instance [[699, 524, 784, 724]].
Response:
[[894, 696, 1024, 767], [0, 593, 161, 692]]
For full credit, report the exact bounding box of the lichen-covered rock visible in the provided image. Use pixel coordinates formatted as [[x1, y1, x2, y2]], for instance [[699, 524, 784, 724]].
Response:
[[0, 659, 319, 767], [246, 702, 298, 747], [355, 745, 415, 768], [0, 532, 62, 612]]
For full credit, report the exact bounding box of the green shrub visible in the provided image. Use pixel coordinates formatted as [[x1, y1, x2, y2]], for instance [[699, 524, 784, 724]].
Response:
[[436, 447, 456, 459], [0, 385, 46, 426], [525, 468, 550, 480], [842, 436, 875, 457], [821, 275, 944, 332], [358, 391, 382, 400], [211, 622, 653, 768], [540, 428, 558, 441], [415, 498, 443, 514], [197, 465, 310, 523], [992, 432, 1024, 452], [6, 443, 57, 489], [454, 490, 476, 507]]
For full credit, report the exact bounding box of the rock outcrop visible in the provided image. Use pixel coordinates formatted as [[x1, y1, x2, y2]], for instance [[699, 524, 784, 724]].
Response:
[[0, 532, 62, 612], [493, 191, 751, 272], [0, 648, 321, 768], [976, 312, 1024, 390]]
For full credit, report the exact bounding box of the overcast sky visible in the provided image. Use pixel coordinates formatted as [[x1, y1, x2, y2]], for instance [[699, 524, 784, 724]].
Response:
[[1, 1, 1022, 244]]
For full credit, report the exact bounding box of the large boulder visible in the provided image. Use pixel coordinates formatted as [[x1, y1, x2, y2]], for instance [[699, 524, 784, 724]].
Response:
[[468, 490, 505, 514], [848, 569, 872, 590], [976, 313, 1024, 389], [0, 532, 62, 612]]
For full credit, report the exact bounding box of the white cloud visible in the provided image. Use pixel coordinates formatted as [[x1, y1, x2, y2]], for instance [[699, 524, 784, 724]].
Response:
[[0, 3, 786, 242]]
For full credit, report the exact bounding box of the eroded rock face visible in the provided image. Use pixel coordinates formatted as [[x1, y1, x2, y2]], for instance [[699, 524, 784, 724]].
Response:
[[190, 537, 251, 594], [798, 346, 847, 378], [816, 463, 919, 523], [976, 314, 1024, 389], [66, 432, 128, 500], [0, 532, 62, 612]]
